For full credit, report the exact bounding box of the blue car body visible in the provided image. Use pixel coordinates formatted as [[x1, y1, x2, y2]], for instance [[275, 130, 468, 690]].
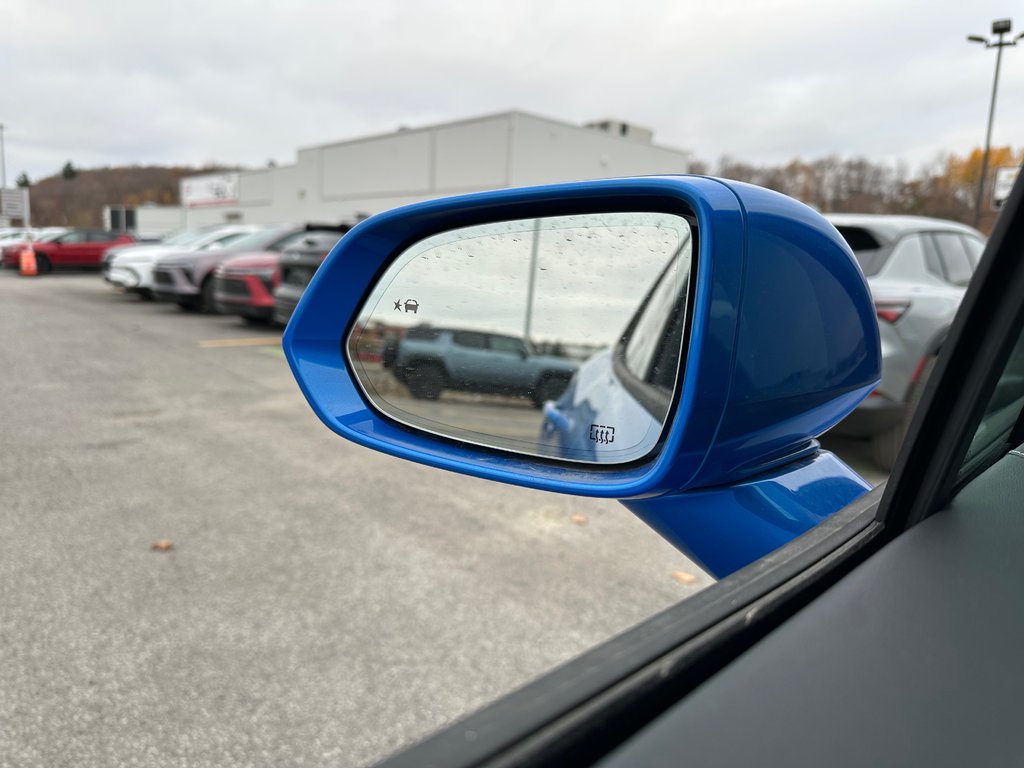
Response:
[[283, 176, 881, 578]]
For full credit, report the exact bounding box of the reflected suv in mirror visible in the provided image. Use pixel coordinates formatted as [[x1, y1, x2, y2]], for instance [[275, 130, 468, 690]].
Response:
[[389, 326, 577, 406]]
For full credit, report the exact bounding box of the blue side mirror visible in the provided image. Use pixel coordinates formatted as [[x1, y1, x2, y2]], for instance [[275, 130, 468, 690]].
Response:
[[283, 176, 881, 577]]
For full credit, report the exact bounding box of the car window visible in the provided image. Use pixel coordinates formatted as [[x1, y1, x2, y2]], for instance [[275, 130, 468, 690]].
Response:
[[834, 225, 886, 275], [452, 331, 488, 349], [882, 233, 930, 282], [203, 232, 251, 249], [623, 243, 690, 389], [932, 232, 974, 287], [962, 235, 986, 267], [162, 229, 208, 247], [267, 231, 308, 251], [490, 336, 526, 355], [291, 232, 344, 252], [405, 326, 440, 341], [58, 231, 87, 244], [219, 229, 287, 252]]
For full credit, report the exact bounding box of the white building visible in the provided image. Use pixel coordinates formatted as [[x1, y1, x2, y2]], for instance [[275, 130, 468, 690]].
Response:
[[179, 111, 693, 227]]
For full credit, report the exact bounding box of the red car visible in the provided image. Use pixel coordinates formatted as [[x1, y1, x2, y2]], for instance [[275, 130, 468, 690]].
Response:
[[1, 230, 65, 269], [32, 229, 136, 272], [211, 251, 281, 322]]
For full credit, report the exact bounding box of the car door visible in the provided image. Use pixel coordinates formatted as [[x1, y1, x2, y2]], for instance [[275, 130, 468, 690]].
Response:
[[369, 174, 1024, 767], [81, 230, 119, 265], [44, 230, 87, 266], [446, 330, 492, 388], [485, 335, 535, 393]]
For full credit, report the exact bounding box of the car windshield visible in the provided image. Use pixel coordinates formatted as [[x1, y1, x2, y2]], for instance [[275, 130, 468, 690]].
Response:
[[199, 231, 253, 249], [217, 228, 289, 252], [160, 229, 210, 247]]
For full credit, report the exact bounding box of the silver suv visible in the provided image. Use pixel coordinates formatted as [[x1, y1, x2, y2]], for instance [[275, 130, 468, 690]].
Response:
[[827, 214, 986, 469]]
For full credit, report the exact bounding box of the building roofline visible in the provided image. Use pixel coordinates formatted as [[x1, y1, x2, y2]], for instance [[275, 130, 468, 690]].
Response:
[[297, 109, 687, 155]]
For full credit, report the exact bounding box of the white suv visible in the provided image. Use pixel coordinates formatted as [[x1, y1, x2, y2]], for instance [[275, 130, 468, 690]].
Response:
[[104, 225, 260, 296]]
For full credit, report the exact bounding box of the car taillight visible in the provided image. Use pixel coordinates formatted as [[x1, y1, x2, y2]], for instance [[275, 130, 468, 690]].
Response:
[[874, 299, 910, 324], [272, 268, 281, 289]]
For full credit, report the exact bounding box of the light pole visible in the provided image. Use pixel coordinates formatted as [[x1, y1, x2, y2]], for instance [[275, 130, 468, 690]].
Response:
[[966, 19, 1023, 227]]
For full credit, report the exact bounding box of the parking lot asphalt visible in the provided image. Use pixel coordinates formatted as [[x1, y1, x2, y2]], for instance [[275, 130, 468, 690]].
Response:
[[0, 272, 720, 767]]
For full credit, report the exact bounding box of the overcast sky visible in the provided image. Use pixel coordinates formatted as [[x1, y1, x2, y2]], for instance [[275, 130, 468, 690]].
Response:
[[3, 0, 1022, 182]]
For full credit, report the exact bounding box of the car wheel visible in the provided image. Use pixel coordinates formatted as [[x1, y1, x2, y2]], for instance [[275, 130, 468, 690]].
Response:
[[533, 375, 569, 408], [870, 356, 938, 471], [35, 254, 53, 275], [405, 363, 445, 400], [200, 277, 218, 314]]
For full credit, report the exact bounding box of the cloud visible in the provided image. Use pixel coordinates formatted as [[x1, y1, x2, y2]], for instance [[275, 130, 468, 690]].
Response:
[[3, 0, 1021, 180]]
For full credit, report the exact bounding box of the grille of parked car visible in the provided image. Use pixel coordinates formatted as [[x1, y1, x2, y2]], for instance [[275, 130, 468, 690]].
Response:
[[216, 277, 248, 297], [153, 270, 173, 285]]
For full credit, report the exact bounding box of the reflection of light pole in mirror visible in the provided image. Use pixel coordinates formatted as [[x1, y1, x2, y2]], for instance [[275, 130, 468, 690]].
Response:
[[966, 18, 1023, 227], [523, 220, 541, 346]]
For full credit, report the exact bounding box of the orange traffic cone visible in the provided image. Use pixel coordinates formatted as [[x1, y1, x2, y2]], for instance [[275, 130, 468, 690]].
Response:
[[19, 248, 38, 277]]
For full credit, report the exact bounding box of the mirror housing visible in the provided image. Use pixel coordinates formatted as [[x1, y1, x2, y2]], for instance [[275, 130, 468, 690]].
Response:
[[284, 176, 880, 505]]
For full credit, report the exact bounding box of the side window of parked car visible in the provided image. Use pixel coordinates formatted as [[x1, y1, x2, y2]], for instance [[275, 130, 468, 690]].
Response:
[[623, 251, 689, 392], [490, 336, 526, 356], [962, 235, 986, 268], [885, 233, 931, 282], [452, 331, 488, 349], [405, 326, 440, 342], [269, 232, 310, 252], [833, 226, 885, 275], [931, 232, 974, 287], [58, 231, 87, 244]]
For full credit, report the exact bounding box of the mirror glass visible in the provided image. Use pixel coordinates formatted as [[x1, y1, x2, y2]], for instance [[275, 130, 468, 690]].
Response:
[[346, 212, 694, 464]]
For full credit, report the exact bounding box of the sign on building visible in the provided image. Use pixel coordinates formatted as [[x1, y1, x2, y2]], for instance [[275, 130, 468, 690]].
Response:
[[992, 166, 1020, 211], [181, 173, 239, 207]]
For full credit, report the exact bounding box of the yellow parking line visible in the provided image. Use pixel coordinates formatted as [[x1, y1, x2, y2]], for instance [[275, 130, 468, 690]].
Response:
[[198, 337, 282, 349]]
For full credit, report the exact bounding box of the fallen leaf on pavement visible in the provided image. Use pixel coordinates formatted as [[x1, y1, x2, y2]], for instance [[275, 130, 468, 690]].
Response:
[[671, 571, 697, 584], [570, 514, 588, 525], [150, 539, 174, 552]]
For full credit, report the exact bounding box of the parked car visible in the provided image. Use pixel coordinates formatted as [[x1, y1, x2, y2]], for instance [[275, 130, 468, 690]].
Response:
[[152, 224, 350, 313], [390, 326, 577, 406], [30, 229, 137, 272], [281, 172, 1024, 768], [272, 228, 352, 325], [826, 213, 986, 469], [1, 229, 67, 269], [104, 225, 259, 297], [211, 251, 280, 322], [212, 224, 352, 322]]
